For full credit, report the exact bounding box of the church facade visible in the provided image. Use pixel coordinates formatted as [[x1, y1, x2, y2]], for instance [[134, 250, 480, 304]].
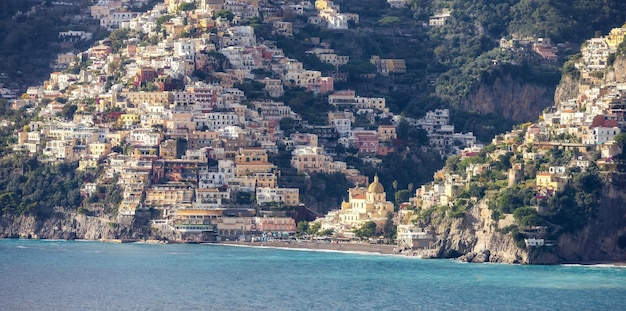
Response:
[[318, 175, 394, 236]]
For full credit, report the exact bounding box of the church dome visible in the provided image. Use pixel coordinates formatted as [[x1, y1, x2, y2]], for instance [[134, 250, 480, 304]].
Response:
[[367, 175, 385, 193]]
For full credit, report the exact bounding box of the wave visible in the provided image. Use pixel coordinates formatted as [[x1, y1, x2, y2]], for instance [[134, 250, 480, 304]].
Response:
[[562, 263, 626, 268], [210, 242, 418, 259]]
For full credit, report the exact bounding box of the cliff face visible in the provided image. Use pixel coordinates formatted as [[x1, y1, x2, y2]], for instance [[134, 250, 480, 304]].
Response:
[[0, 212, 171, 241], [555, 56, 626, 106], [430, 54, 626, 263], [465, 74, 554, 122], [433, 201, 529, 263], [425, 200, 554, 264], [553, 74, 579, 106], [555, 175, 626, 263], [426, 177, 626, 264], [605, 56, 626, 83]]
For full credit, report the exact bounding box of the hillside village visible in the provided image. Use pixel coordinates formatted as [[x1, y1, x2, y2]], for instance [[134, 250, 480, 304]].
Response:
[[396, 24, 626, 252], [1, 0, 479, 242], [1, 0, 625, 248]]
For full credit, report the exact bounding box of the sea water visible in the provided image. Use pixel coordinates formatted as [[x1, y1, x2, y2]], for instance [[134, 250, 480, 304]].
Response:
[[1, 239, 625, 311]]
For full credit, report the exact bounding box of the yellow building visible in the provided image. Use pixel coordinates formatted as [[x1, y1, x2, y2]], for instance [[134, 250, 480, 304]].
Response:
[[119, 113, 139, 127], [88, 142, 111, 159], [235, 147, 269, 164], [290, 146, 334, 174], [214, 217, 254, 236], [124, 91, 173, 106], [145, 184, 194, 207], [252, 172, 277, 188], [377, 125, 397, 141], [315, 0, 331, 11], [235, 162, 275, 177], [78, 156, 99, 170], [174, 209, 224, 225], [536, 172, 566, 192], [606, 24, 626, 49], [256, 187, 300, 206], [338, 175, 394, 228]]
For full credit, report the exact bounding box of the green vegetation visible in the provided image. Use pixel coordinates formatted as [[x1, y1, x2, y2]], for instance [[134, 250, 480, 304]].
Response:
[[0, 0, 102, 87], [0, 156, 121, 219], [178, 1, 197, 12], [297, 221, 333, 236], [279, 88, 331, 125], [353, 221, 378, 238], [546, 170, 603, 232]]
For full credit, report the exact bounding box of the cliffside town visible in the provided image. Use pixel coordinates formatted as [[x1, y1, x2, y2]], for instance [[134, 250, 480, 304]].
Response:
[[1, 1, 625, 264], [394, 24, 626, 264], [0, 0, 476, 242]]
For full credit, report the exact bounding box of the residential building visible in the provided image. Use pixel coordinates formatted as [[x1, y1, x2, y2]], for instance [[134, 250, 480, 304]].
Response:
[[253, 217, 296, 233], [429, 9, 451, 27], [290, 146, 334, 173], [256, 187, 300, 206]]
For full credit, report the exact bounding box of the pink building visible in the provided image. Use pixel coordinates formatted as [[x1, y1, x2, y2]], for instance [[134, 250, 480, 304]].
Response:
[[306, 76, 334, 94], [253, 217, 296, 233], [354, 132, 378, 154]]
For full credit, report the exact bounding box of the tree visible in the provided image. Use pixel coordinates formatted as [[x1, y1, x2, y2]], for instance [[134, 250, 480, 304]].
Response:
[[513, 206, 538, 227], [354, 221, 377, 238], [215, 10, 234, 21], [308, 221, 321, 235], [382, 214, 396, 240], [395, 190, 412, 204], [392, 180, 399, 205], [378, 16, 401, 25], [614, 133, 626, 157], [319, 228, 334, 236], [235, 191, 254, 204], [60, 104, 77, 121], [296, 221, 309, 236], [178, 1, 197, 11]]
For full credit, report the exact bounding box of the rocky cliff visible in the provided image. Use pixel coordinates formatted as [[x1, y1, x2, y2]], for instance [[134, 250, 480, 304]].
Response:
[[554, 174, 626, 263], [419, 200, 553, 264], [553, 74, 579, 107], [465, 73, 555, 122], [555, 56, 626, 106], [606, 56, 626, 83], [424, 53, 626, 264], [0, 211, 176, 242], [431, 200, 531, 264], [420, 175, 626, 264]]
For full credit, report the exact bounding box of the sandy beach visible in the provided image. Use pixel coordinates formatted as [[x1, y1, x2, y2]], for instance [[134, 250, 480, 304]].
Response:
[[217, 240, 399, 255]]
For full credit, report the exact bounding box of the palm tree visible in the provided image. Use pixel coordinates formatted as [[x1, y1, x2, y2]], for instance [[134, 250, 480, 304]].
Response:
[[392, 180, 398, 205]]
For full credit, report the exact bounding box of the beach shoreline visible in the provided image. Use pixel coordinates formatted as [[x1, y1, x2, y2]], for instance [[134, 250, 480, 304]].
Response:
[[213, 240, 400, 256]]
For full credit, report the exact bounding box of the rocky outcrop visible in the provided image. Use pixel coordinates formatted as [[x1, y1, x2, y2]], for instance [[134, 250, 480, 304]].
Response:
[[465, 73, 554, 122], [427, 200, 537, 264], [554, 74, 579, 107], [0, 211, 175, 241], [553, 174, 626, 263], [426, 173, 626, 264], [555, 54, 626, 107], [606, 56, 626, 83]]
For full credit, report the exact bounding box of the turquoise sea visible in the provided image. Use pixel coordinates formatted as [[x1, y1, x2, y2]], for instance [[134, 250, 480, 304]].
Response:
[[1, 239, 625, 310]]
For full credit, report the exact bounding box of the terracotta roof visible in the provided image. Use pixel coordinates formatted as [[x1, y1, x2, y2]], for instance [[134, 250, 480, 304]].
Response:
[[590, 115, 618, 128]]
